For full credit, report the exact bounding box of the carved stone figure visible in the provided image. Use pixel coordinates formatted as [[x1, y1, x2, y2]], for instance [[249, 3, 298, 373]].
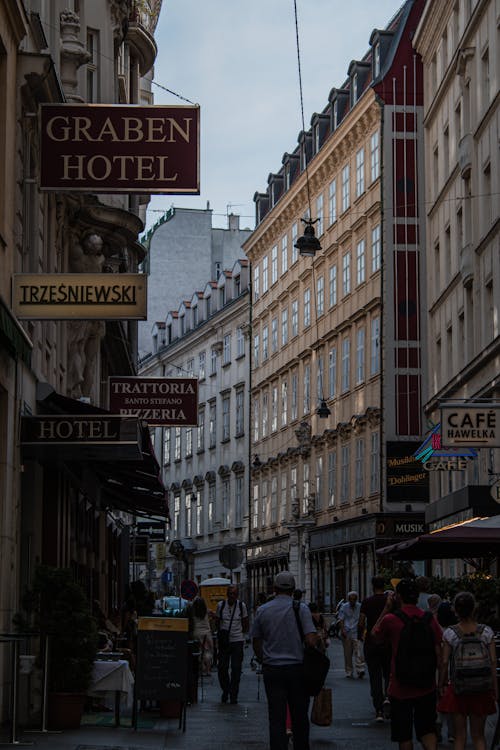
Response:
[[69, 232, 105, 273]]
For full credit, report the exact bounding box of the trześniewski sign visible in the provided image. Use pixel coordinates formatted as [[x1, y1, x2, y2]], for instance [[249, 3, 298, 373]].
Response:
[[109, 376, 198, 426], [12, 273, 147, 320], [39, 104, 200, 194]]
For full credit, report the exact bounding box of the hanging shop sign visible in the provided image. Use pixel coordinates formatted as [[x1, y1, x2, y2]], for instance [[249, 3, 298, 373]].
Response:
[[12, 273, 147, 320], [108, 376, 198, 426], [386, 441, 429, 503], [20, 415, 142, 460], [39, 104, 200, 194], [440, 404, 500, 448]]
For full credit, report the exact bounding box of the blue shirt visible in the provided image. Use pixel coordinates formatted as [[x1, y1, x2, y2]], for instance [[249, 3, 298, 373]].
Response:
[[338, 601, 361, 638], [250, 594, 316, 666]]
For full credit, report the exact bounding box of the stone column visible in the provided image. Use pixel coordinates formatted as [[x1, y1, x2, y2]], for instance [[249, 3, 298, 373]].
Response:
[[60, 9, 90, 102]]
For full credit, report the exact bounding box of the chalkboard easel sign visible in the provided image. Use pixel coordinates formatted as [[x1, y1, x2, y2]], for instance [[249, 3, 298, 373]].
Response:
[[136, 617, 189, 702]]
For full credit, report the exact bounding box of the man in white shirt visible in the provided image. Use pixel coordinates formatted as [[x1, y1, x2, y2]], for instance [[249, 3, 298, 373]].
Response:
[[215, 585, 249, 704], [338, 591, 365, 678]]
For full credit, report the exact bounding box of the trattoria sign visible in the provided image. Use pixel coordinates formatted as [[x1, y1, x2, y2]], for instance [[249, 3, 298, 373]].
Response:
[[12, 273, 147, 320], [109, 377, 198, 426], [440, 405, 500, 447], [40, 104, 200, 194]]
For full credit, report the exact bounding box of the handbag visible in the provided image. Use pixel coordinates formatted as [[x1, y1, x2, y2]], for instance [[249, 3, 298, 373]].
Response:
[[217, 599, 237, 651], [293, 601, 330, 696], [311, 687, 332, 726]]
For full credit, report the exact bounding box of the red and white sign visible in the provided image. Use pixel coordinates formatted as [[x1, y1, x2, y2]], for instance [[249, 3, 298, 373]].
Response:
[[40, 104, 200, 194], [108, 376, 198, 426]]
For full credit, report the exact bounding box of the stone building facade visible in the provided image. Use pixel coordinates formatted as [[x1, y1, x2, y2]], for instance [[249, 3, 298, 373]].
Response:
[[244, 0, 428, 608]]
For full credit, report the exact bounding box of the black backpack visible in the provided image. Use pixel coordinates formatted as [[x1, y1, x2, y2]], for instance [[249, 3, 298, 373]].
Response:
[[394, 610, 437, 689]]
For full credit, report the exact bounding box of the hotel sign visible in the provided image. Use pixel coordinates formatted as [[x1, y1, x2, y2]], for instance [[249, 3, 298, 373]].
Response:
[[108, 377, 198, 426], [40, 104, 200, 194], [12, 273, 147, 320], [440, 405, 500, 447]]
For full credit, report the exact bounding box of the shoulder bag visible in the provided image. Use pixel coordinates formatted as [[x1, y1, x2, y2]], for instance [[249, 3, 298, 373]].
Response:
[[293, 601, 330, 696], [218, 600, 237, 651]]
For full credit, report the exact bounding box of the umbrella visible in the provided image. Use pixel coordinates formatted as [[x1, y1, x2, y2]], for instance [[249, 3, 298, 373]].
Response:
[[376, 515, 500, 567]]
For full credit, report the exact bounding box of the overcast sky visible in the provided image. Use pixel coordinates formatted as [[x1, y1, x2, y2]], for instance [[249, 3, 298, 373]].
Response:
[[147, 0, 404, 231]]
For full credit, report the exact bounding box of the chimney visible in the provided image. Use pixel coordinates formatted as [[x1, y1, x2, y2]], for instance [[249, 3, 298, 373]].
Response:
[[228, 213, 240, 231]]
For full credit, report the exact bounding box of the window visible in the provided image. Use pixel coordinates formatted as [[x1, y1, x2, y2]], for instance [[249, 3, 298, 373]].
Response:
[[197, 408, 205, 451], [302, 463, 310, 515], [86, 29, 100, 102], [370, 317, 380, 375], [281, 235, 288, 274], [174, 426, 181, 460], [341, 445, 350, 503], [262, 325, 269, 360], [290, 466, 297, 518], [356, 327, 365, 384], [223, 333, 231, 364], [291, 300, 299, 337], [316, 276, 324, 317], [262, 391, 269, 437], [208, 483, 215, 533], [236, 388, 244, 435], [185, 494, 191, 536], [254, 264, 260, 300], [356, 239, 365, 285], [303, 363, 310, 414], [261, 480, 268, 527], [328, 347, 337, 398], [371, 224, 381, 272], [252, 484, 259, 530], [235, 475, 243, 527], [370, 431, 380, 493], [315, 456, 323, 510], [174, 495, 180, 536], [328, 451, 336, 506], [198, 351, 206, 379], [355, 438, 364, 498], [316, 354, 324, 401], [291, 222, 298, 264], [304, 288, 311, 327], [262, 256, 269, 293], [210, 348, 217, 375], [196, 489, 203, 535], [281, 308, 288, 346], [280, 474, 287, 521], [373, 42, 380, 77], [271, 476, 278, 524], [221, 479, 230, 529], [342, 252, 350, 296], [253, 397, 259, 442], [370, 131, 379, 181], [209, 401, 216, 447], [271, 245, 278, 284], [481, 45, 490, 109], [163, 427, 171, 465], [351, 72, 358, 104], [271, 386, 278, 432], [316, 194, 324, 236], [329, 265, 337, 307], [236, 326, 245, 357], [253, 333, 259, 368], [271, 317, 278, 353], [281, 381, 288, 426], [356, 148, 365, 197], [329, 179, 337, 224], [186, 427, 193, 456], [341, 337, 350, 392], [186, 358, 194, 377], [291, 372, 298, 420], [341, 164, 350, 212], [222, 394, 230, 441]]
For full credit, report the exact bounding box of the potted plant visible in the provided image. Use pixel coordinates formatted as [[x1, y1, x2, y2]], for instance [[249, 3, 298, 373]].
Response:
[[15, 565, 98, 729]]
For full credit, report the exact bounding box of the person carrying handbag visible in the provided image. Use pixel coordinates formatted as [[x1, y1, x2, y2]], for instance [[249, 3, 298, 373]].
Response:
[[215, 585, 249, 704]]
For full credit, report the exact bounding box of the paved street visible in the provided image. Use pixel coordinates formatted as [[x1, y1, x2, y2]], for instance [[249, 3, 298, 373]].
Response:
[[1, 638, 498, 750]]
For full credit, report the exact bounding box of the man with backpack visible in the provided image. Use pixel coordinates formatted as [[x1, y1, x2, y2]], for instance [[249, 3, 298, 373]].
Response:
[[215, 585, 249, 704], [372, 578, 442, 750]]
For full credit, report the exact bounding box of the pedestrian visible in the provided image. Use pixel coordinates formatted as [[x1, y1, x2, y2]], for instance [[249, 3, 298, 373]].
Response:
[[189, 596, 214, 676], [308, 602, 328, 649], [215, 585, 249, 704], [251, 570, 318, 750], [358, 576, 391, 722], [372, 577, 442, 750], [338, 591, 365, 678], [437, 591, 498, 750], [416, 576, 432, 611]]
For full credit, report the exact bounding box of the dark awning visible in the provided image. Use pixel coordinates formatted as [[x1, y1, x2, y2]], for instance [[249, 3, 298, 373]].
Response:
[[0, 297, 32, 366], [31, 384, 168, 519]]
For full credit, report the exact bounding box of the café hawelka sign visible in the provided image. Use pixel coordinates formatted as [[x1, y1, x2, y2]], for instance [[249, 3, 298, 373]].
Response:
[[40, 104, 200, 194], [12, 273, 147, 320], [440, 404, 500, 448]]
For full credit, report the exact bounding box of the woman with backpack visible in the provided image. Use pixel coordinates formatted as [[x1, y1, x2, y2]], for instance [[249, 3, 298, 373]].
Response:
[[437, 591, 498, 750]]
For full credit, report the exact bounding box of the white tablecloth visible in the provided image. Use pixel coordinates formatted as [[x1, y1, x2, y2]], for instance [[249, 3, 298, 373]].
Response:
[[89, 659, 134, 707]]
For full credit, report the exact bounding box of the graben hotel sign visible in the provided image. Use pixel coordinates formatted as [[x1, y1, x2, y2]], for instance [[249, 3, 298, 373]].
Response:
[[39, 104, 200, 194]]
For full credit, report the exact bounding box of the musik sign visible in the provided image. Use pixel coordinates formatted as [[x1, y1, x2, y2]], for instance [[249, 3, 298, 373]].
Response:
[[12, 273, 147, 319], [40, 104, 200, 194], [109, 376, 198, 426]]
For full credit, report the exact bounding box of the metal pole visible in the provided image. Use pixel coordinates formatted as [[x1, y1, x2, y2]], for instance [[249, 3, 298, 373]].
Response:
[[24, 635, 61, 736], [0, 637, 33, 747]]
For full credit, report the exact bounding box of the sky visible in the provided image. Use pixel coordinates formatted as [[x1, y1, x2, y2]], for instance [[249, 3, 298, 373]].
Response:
[[147, 0, 404, 231]]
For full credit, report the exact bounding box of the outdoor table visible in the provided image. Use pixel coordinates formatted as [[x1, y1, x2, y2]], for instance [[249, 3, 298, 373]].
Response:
[[88, 658, 134, 727]]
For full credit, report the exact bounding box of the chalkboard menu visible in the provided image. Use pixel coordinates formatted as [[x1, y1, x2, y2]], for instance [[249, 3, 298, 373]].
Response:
[[136, 617, 189, 701]]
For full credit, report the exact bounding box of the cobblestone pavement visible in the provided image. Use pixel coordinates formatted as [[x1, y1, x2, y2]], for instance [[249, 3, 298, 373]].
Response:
[[2, 638, 498, 749]]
